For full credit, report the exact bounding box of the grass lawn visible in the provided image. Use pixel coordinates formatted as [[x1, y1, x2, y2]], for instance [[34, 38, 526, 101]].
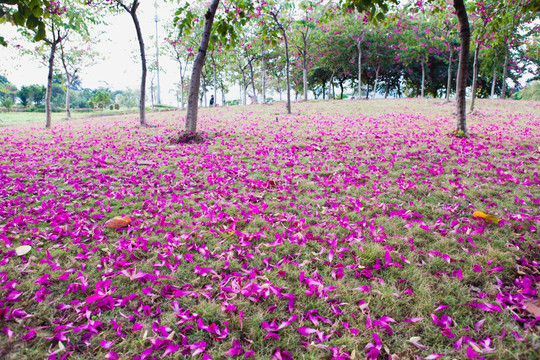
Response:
[[0, 98, 539, 359]]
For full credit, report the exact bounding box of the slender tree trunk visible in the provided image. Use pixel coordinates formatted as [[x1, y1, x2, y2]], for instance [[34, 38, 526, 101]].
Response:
[[365, 84, 369, 99], [421, 59, 425, 98], [339, 81, 344, 99], [357, 42, 362, 98], [262, 43, 266, 104], [212, 56, 217, 107], [45, 30, 59, 129], [329, 72, 335, 100], [64, 80, 71, 118], [284, 31, 291, 113], [302, 46, 308, 101], [501, 46, 509, 99], [59, 42, 73, 119], [453, 0, 471, 134], [470, 43, 480, 112], [372, 65, 380, 99], [180, 65, 185, 109], [248, 60, 257, 103], [242, 70, 247, 105], [176, 0, 219, 136], [128, 3, 147, 126], [384, 82, 389, 98], [446, 47, 453, 100], [491, 67, 497, 98]]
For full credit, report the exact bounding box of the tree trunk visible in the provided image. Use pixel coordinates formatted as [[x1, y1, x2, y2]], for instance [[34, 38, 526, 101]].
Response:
[[242, 70, 247, 105], [65, 79, 71, 118], [248, 59, 257, 103], [284, 31, 291, 114], [372, 65, 380, 99], [339, 81, 344, 99], [180, 0, 220, 135], [45, 30, 58, 129], [446, 46, 453, 100], [357, 42, 362, 98], [469, 43, 480, 112], [329, 71, 334, 100], [212, 56, 217, 107], [179, 63, 185, 109], [365, 84, 369, 99], [302, 46, 308, 101], [453, 0, 471, 135], [384, 82, 389, 98], [501, 47, 509, 99], [262, 43, 266, 104], [129, 3, 147, 126], [490, 67, 497, 99], [421, 59, 425, 98]]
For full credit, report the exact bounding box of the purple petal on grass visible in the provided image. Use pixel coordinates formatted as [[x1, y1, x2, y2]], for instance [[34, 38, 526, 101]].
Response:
[[403, 317, 424, 323], [512, 331, 526, 341], [161, 344, 180, 358], [100, 339, 114, 349], [466, 346, 479, 359], [104, 351, 119, 360], [424, 354, 445, 360], [297, 327, 317, 336], [132, 323, 144, 332], [224, 340, 243, 356], [487, 266, 504, 274]]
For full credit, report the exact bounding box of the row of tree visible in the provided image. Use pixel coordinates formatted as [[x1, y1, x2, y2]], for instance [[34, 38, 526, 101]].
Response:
[[1, 0, 538, 137], [0, 75, 141, 112]]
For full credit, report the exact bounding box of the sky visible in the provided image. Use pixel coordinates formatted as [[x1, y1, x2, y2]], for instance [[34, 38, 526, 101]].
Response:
[[0, 1, 190, 106]]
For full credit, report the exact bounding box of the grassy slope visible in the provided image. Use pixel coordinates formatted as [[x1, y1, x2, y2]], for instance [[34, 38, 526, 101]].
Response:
[[0, 99, 539, 359]]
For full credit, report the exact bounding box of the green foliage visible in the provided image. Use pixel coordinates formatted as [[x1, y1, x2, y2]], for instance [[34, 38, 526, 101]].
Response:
[[0, 0, 49, 45], [90, 89, 111, 109], [1, 96, 14, 110], [515, 81, 540, 101], [17, 86, 33, 107]]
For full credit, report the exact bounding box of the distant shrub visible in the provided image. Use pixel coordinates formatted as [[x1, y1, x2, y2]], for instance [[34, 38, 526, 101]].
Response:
[[114, 103, 120, 110], [109, 104, 113, 110]]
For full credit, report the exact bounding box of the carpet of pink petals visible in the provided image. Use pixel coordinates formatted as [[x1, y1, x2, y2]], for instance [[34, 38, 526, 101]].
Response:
[[0, 99, 539, 359]]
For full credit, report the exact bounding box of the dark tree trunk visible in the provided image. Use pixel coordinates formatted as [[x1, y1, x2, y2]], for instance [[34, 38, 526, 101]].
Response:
[[453, 0, 470, 135], [175, 0, 219, 136], [45, 40, 57, 129], [270, 11, 290, 114], [45, 26, 61, 129], [125, 1, 147, 126], [470, 43, 480, 112], [384, 82, 389, 98], [284, 32, 291, 113]]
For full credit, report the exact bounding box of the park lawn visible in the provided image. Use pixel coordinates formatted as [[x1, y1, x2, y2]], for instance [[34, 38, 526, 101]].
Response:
[[0, 108, 143, 127], [0, 98, 539, 359]]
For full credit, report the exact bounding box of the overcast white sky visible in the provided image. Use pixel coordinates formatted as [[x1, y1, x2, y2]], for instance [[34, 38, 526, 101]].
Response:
[[0, 1, 187, 106]]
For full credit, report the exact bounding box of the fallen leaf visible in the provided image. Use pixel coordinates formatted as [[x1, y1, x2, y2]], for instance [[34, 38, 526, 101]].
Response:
[[473, 211, 500, 224], [524, 299, 540, 317], [15, 245, 32, 256], [104, 216, 132, 230]]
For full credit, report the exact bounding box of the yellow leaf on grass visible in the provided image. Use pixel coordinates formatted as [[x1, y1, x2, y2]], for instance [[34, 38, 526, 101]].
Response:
[[473, 211, 500, 224]]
